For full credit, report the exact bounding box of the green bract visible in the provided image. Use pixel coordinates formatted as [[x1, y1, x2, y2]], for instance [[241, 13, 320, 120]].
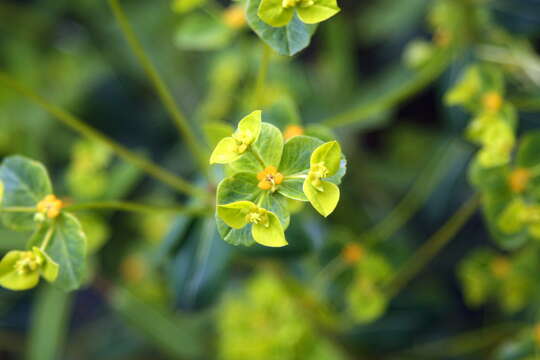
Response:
[[211, 111, 346, 247], [210, 110, 262, 164], [303, 141, 342, 217], [217, 201, 287, 247], [0, 247, 59, 291], [0, 155, 88, 292], [258, 0, 340, 27]]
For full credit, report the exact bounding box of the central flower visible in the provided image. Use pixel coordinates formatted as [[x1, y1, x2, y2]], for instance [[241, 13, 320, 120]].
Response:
[[36, 194, 63, 219], [257, 166, 284, 192]]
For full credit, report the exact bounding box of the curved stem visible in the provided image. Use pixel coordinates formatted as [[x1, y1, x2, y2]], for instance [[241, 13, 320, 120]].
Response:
[[249, 146, 267, 169], [40, 225, 55, 251], [254, 44, 271, 108], [64, 201, 210, 215], [0, 71, 207, 199], [108, 0, 209, 175], [0, 206, 36, 213], [384, 194, 480, 299]]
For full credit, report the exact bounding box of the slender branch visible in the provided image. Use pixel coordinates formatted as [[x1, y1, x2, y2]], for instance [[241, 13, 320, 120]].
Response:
[[249, 146, 267, 169], [254, 44, 271, 108], [362, 140, 461, 247], [39, 225, 55, 251], [108, 0, 208, 174], [0, 71, 207, 199], [0, 206, 36, 213], [64, 201, 210, 215], [384, 194, 480, 299]]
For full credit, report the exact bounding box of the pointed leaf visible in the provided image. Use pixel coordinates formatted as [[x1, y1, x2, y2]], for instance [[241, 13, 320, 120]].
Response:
[[310, 141, 342, 176], [247, 0, 317, 56], [33, 247, 59, 283], [0, 250, 40, 290], [304, 180, 339, 217], [251, 211, 287, 247], [257, 0, 295, 27], [279, 135, 323, 175], [209, 137, 240, 164], [259, 192, 290, 228], [47, 213, 87, 291], [237, 110, 262, 143], [296, 0, 340, 24], [278, 178, 307, 201], [217, 201, 253, 229], [0, 156, 52, 231], [229, 123, 284, 173]]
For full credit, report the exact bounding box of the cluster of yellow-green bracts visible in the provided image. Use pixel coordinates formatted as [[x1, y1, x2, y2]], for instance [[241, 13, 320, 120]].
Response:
[[210, 111, 346, 247]]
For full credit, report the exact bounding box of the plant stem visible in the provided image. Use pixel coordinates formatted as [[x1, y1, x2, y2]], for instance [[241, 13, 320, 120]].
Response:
[[64, 201, 210, 215], [0, 71, 207, 199], [254, 44, 271, 108], [249, 146, 267, 169], [40, 225, 55, 251], [108, 0, 209, 175], [0, 206, 36, 213], [384, 194, 480, 299], [362, 140, 461, 247]]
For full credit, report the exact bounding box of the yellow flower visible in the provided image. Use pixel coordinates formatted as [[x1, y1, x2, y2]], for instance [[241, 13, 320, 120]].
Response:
[[257, 166, 284, 192], [36, 194, 63, 219]]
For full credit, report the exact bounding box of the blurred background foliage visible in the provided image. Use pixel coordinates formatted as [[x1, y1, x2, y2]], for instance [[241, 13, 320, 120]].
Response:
[[0, 0, 540, 359]]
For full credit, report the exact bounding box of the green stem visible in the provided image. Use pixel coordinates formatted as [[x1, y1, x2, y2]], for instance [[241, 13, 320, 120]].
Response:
[[0, 206, 36, 213], [362, 140, 461, 247], [64, 201, 209, 215], [249, 146, 267, 169], [254, 44, 271, 109], [40, 225, 55, 251], [108, 0, 209, 175], [384, 194, 480, 299], [0, 71, 207, 199]]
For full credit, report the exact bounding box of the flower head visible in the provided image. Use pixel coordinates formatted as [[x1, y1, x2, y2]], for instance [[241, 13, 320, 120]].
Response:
[[36, 194, 63, 219], [257, 166, 284, 192], [258, 0, 340, 28], [0, 247, 59, 291]]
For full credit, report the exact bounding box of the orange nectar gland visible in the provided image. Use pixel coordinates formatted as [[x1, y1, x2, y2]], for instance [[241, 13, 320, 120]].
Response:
[[223, 5, 246, 29], [342, 243, 364, 264], [36, 194, 63, 219], [490, 256, 511, 279], [483, 92, 503, 113], [509, 168, 532, 193], [283, 125, 304, 140], [257, 166, 284, 192]]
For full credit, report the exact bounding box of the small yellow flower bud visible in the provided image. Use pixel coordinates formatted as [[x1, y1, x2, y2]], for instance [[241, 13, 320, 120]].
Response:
[[342, 243, 364, 264], [283, 125, 304, 140], [36, 194, 63, 219], [482, 91, 503, 113], [490, 256, 510, 279], [223, 5, 246, 29], [508, 168, 531, 194], [245, 207, 269, 227]]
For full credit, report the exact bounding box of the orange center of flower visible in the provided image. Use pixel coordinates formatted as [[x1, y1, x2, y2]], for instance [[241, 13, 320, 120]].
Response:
[[283, 125, 304, 140], [490, 256, 510, 279], [342, 243, 364, 264], [36, 194, 63, 219], [508, 168, 531, 194], [482, 92, 503, 113], [257, 166, 284, 192]]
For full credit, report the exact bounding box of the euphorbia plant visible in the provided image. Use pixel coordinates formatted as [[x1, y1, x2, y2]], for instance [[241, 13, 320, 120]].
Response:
[[211, 110, 346, 246]]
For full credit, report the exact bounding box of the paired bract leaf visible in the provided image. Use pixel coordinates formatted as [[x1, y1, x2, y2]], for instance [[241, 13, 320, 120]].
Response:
[[257, 0, 340, 27], [0, 155, 52, 231], [0, 246, 58, 291], [246, 0, 317, 56]]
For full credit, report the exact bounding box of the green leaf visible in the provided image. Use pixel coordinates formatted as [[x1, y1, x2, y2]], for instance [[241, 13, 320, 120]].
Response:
[[0, 155, 52, 231], [257, 0, 294, 27], [229, 123, 284, 173], [279, 135, 323, 175], [47, 213, 87, 291], [216, 173, 261, 247], [0, 250, 40, 291], [202, 121, 234, 148], [296, 0, 340, 24], [303, 180, 339, 217], [516, 131, 540, 168], [217, 201, 252, 229], [278, 178, 307, 201], [209, 137, 241, 164], [175, 12, 233, 50], [259, 192, 290, 228], [310, 141, 342, 176], [247, 0, 317, 56], [33, 247, 59, 283], [251, 211, 287, 247]]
